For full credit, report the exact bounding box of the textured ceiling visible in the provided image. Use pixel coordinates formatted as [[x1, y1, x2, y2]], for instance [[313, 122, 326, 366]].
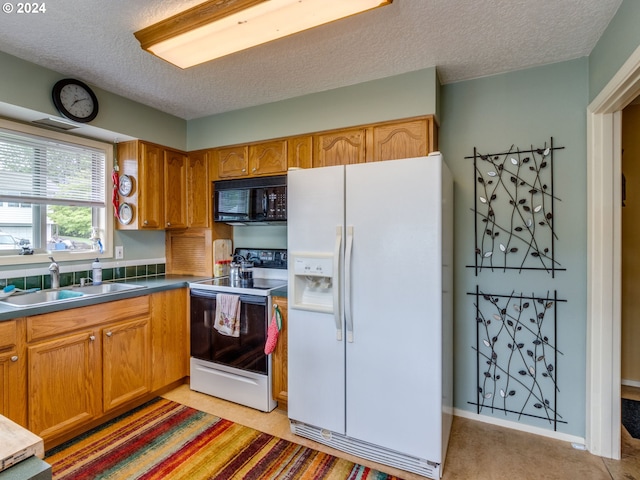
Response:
[[0, 0, 623, 120]]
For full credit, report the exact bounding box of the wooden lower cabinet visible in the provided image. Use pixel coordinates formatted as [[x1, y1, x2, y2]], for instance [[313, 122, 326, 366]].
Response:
[[271, 296, 288, 409], [0, 318, 26, 426], [102, 318, 151, 412], [27, 317, 151, 440], [23, 289, 188, 445], [150, 288, 188, 390], [28, 329, 100, 440], [0, 350, 23, 423]]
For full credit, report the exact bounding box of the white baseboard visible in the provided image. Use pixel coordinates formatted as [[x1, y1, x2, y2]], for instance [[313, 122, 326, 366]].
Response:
[[453, 408, 585, 446], [622, 378, 640, 388]]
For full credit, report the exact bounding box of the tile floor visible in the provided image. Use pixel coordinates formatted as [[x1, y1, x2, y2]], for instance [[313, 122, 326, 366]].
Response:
[[163, 384, 640, 480]]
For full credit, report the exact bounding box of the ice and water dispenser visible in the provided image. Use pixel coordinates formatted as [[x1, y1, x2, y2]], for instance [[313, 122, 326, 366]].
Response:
[[290, 254, 335, 313]]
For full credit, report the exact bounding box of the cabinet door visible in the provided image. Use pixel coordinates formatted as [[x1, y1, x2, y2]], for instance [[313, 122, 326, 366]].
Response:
[[249, 140, 287, 176], [216, 145, 249, 179], [163, 148, 188, 229], [314, 128, 366, 167], [139, 142, 165, 229], [271, 297, 288, 409], [370, 118, 430, 162], [150, 289, 188, 390], [0, 319, 25, 426], [0, 351, 23, 426], [102, 318, 151, 412], [28, 330, 99, 440], [287, 136, 313, 169], [188, 151, 210, 228]]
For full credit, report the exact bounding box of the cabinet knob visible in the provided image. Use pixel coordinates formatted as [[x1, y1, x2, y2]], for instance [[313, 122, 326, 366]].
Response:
[[252, 168, 257, 172], [167, 222, 171, 227], [143, 220, 149, 225], [10, 355, 18, 362], [106, 331, 113, 337], [242, 168, 246, 172], [89, 335, 96, 341]]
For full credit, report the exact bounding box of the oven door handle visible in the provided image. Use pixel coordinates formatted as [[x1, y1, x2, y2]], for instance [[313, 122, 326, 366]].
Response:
[[333, 225, 343, 341]]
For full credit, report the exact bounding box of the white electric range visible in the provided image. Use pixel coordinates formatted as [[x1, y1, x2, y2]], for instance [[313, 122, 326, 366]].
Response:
[[188, 248, 287, 412]]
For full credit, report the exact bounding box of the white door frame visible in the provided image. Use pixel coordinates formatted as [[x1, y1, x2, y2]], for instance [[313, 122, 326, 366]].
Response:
[[587, 44, 640, 459]]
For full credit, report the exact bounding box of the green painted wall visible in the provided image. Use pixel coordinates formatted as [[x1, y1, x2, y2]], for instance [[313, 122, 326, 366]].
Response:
[[0, 51, 187, 149], [440, 58, 589, 437], [589, 0, 638, 101], [187, 68, 438, 150]]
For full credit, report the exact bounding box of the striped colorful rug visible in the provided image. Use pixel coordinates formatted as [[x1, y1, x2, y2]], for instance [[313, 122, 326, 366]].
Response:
[[45, 397, 401, 479]]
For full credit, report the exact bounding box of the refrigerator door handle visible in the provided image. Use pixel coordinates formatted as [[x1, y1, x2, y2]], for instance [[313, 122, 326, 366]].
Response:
[[333, 225, 343, 341], [345, 225, 354, 343]]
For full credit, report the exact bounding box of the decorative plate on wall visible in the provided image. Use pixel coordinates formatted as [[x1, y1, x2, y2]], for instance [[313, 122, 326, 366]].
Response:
[[118, 174, 133, 196], [118, 203, 133, 225]]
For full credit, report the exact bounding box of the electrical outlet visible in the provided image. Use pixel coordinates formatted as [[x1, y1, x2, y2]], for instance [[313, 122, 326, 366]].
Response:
[[115, 246, 124, 259]]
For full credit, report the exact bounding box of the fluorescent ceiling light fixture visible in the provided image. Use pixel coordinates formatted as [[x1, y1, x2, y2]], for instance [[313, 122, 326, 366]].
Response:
[[134, 0, 392, 69]]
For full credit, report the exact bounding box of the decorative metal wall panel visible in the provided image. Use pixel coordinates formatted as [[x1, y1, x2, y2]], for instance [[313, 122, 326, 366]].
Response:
[[468, 288, 566, 429], [467, 139, 565, 277]]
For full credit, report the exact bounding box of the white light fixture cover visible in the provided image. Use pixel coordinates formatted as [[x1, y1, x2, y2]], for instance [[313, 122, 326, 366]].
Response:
[[135, 0, 392, 69]]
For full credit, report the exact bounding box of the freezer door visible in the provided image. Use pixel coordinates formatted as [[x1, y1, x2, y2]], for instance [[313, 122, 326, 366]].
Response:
[[344, 156, 446, 460], [287, 165, 347, 434]]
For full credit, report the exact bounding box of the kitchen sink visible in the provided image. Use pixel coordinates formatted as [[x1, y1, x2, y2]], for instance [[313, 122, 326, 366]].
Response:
[[0, 282, 146, 308], [70, 282, 144, 295]]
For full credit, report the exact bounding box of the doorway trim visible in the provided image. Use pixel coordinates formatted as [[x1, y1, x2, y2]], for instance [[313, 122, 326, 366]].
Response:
[[587, 44, 640, 459]]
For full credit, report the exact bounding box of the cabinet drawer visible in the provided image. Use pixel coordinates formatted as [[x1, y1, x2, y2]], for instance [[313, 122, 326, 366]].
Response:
[[0, 320, 17, 351], [27, 296, 150, 343]]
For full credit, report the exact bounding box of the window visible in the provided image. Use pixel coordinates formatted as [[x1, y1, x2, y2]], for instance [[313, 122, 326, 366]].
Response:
[[0, 119, 113, 265]]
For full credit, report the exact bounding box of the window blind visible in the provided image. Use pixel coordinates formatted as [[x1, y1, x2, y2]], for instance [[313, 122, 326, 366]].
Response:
[[0, 127, 106, 207]]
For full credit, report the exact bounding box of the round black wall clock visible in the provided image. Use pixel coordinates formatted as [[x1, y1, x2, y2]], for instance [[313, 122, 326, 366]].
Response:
[[52, 78, 99, 123]]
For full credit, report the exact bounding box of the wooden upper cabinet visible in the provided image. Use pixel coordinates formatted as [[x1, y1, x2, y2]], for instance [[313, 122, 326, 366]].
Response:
[[138, 142, 164, 229], [216, 145, 249, 179], [117, 140, 190, 231], [249, 140, 287, 176], [187, 151, 210, 228], [163, 148, 188, 229], [369, 117, 438, 162], [287, 136, 313, 169], [313, 128, 366, 167]]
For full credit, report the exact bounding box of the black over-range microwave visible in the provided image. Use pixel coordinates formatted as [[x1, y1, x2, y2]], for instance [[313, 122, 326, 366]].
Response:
[[213, 175, 287, 224]]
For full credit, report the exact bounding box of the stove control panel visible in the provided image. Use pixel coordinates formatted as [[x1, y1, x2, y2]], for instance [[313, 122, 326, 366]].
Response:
[[234, 248, 287, 269]]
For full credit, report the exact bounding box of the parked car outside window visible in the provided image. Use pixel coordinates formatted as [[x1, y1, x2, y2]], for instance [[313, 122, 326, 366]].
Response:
[[0, 233, 18, 249]]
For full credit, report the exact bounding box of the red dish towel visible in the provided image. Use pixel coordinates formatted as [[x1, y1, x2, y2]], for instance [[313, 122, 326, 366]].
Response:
[[214, 294, 241, 337], [265, 304, 283, 354]]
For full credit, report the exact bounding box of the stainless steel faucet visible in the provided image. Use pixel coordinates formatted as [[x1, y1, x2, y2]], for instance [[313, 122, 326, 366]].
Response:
[[48, 256, 60, 289]]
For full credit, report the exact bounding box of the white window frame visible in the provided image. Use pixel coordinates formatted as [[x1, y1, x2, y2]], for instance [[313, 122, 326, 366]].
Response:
[[0, 118, 114, 266]]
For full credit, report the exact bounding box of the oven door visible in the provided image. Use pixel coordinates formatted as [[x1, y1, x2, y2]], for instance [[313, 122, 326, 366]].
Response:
[[190, 289, 269, 375]]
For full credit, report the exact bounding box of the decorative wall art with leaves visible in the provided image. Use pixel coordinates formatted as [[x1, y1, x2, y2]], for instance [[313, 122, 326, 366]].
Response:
[[468, 288, 566, 429], [468, 139, 565, 277]]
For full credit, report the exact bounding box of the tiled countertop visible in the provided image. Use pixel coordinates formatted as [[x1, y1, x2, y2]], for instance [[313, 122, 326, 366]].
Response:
[[0, 275, 209, 322]]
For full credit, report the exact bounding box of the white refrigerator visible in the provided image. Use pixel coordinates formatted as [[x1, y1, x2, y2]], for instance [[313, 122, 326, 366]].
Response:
[[287, 153, 453, 479]]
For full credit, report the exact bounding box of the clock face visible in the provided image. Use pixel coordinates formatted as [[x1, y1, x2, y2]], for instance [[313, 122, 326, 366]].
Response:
[[118, 174, 133, 196], [52, 79, 99, 123]]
